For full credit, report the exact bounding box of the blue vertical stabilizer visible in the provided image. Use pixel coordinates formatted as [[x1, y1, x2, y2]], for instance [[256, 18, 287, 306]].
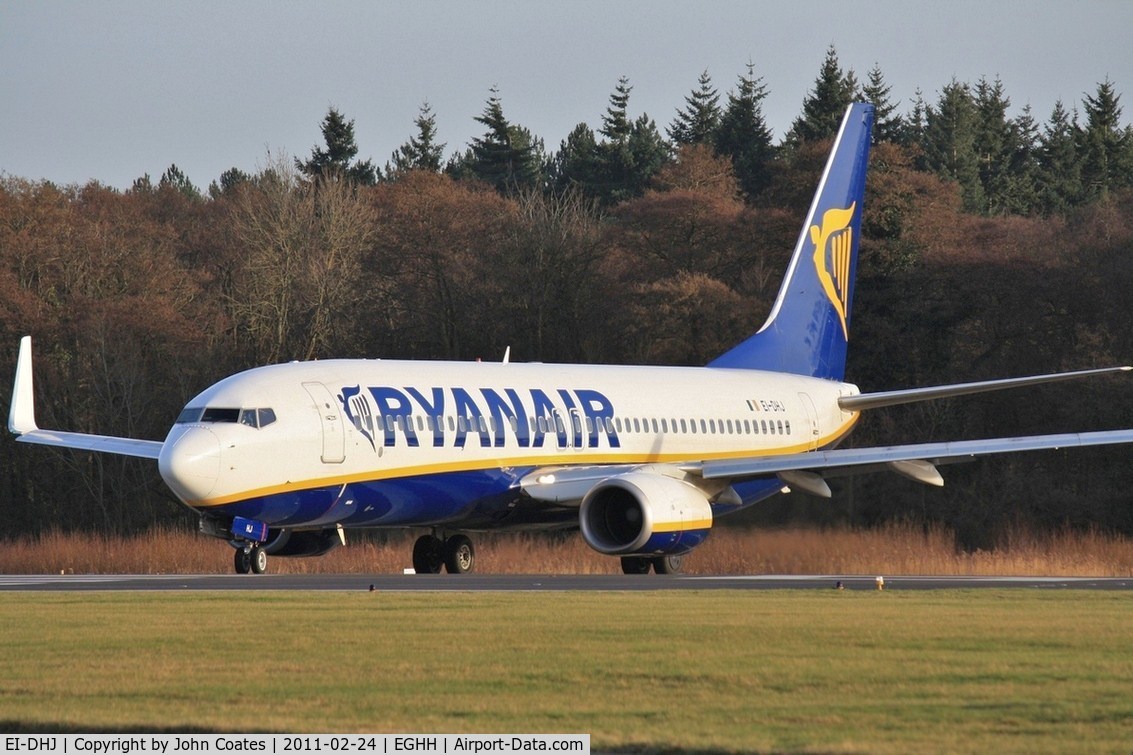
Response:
[[708, 103, 874, 380]]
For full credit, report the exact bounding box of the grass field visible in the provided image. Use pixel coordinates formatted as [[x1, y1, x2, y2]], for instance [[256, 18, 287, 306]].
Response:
[[3, 523, 1133, 576], [1, 590, 1131, 753]]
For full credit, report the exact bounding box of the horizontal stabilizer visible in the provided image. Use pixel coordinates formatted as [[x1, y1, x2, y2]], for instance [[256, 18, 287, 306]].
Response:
[[839, 367, 1132, 412]]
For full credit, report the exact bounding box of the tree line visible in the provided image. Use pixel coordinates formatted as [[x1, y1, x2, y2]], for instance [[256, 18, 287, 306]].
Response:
[[2, 47, 1133, 548]]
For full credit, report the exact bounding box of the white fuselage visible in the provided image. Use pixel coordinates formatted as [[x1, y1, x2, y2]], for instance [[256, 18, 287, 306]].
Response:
[[157, 358, 861, 527]]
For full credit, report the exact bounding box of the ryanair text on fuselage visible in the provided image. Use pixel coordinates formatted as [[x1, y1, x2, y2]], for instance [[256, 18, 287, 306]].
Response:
[[338, 385, 620, 451]]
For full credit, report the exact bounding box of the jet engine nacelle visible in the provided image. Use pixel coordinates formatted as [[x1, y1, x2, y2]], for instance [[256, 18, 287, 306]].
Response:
[[579, 471, 713, 556], [263, 528, 341, 557]]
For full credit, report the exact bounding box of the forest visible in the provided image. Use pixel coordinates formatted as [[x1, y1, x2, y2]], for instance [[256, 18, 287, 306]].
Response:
[[2, 47, 1133, 549]]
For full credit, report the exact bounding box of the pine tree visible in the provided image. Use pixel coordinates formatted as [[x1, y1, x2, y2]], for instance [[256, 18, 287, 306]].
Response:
[[903, 89, 929, 154], [1002, 105, 1041, 214], [668, 70, 721, 146], [296, 107, 378, 185], [208, 167, 251, 199], [862, 64, 903, 143], [973, 77, 1016, 214], [387, 102, 446, 177], [551, 122, 602, 196], [159, 164, 201, 200], [788, 45, 858, 144], [923, 80, 983, 212], [461, 87, 544, 193], [600, 76, 634, 143], [1037, 100, 1083, 214], [715, 62, 774, 199], [1079, 79, 1130, 201], [587, 78, 670, 205]]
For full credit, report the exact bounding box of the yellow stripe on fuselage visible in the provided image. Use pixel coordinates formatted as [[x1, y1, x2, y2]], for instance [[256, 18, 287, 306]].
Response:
[[190, 414, 860, 508]]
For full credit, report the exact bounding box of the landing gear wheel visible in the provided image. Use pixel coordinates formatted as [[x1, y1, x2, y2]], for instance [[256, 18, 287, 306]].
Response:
[[234, 547, 252, 574], [412, 534, 445, 574], [620, 556, 652, 574], [250, 546, 268, 574], [652, 555, 684, 574], [444, 534, 475, 574]]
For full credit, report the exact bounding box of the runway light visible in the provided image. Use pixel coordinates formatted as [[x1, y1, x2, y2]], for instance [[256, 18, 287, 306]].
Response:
[[876, 576, 885, 591]]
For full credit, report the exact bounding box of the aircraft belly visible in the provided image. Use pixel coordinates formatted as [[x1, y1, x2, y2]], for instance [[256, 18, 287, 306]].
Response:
[[212, 467, 541, 530]]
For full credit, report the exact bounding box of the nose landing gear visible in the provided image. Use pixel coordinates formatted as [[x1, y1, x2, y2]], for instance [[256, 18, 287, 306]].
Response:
[[233, 544, 268, 574]]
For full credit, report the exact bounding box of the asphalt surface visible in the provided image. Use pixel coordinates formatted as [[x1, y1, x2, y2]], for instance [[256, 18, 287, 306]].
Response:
[[1, 573, 1131, 591]]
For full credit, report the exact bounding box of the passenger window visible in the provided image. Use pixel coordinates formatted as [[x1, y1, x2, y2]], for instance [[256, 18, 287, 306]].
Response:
[[680, 419, 687, 433]]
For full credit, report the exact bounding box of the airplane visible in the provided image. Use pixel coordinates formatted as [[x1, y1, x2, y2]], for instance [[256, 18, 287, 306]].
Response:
[[9, 102, 1133, 575]]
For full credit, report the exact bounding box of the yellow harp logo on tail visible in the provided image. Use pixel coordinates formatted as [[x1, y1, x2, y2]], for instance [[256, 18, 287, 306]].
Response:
[[810, 202, 856, 340]]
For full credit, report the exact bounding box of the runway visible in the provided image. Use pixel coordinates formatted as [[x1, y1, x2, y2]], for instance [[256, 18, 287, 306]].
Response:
[[1, 573, 1131, 591]]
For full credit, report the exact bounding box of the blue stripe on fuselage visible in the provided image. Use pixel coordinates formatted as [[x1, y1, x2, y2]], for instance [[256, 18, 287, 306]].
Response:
[[207, 468, 788, 532]]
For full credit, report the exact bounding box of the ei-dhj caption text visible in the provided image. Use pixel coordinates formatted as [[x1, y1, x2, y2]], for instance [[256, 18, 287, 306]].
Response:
[[3, 736, 589, 755]]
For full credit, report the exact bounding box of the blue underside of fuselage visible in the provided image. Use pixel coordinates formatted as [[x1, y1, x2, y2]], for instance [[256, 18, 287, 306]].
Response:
[[207, 468, 786, 533]]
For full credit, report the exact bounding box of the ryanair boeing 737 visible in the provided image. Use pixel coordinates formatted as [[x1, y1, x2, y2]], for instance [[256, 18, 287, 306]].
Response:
[[10, 103, 1133, 574]]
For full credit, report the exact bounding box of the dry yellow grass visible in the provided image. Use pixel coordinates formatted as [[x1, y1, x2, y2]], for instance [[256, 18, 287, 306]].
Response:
[[2, 522, 1132, 576]]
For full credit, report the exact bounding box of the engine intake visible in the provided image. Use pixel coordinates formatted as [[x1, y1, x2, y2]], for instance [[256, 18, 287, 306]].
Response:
[[580, 471, 712, 556]]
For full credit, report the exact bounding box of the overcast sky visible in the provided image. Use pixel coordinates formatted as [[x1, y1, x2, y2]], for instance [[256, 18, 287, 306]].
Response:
[[2, 0, 1131, 190]]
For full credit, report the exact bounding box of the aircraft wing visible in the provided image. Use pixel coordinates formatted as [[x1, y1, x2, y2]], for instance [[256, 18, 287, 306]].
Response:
[[8, 336, 164, 461], [12, 429, 163, 459], [699, 429, 1133, 488]]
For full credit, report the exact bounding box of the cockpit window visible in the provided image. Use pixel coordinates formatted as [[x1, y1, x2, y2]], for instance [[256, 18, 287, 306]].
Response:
[[176, 407, 204, 424], [238, 408, 277, 428], [201, 408, 241, 423], [177, 406, 277, 428]]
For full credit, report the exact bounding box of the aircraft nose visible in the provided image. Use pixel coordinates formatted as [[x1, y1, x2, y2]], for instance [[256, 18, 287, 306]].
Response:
[[159, 427, 221, 503]]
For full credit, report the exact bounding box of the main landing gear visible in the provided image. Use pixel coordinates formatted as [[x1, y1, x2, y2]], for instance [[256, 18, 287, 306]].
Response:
[[234, 544, 268, 574], [412, 532, 475, 574], [620, 555, 684, 574]]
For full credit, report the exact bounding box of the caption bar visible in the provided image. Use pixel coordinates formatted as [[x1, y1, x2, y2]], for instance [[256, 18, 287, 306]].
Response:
[[2, 737, 589, 755]]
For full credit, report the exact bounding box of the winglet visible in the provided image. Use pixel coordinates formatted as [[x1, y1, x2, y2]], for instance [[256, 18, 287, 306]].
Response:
[[9, 336, 38, 436]]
